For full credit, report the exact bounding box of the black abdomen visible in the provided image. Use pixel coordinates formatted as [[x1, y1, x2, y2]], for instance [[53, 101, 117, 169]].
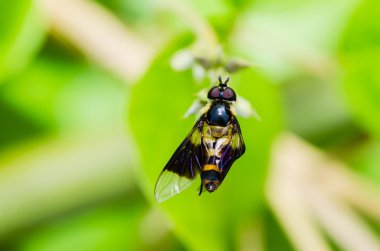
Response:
[[201, 170, 220, 181], [206, 102, 231, 126]]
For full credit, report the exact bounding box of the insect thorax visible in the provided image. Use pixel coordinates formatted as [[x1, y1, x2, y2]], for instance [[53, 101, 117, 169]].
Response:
[[206, 101, 231, 126]]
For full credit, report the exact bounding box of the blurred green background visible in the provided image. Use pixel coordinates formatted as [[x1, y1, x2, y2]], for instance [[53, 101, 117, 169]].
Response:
[[1, 0, 380, 250]]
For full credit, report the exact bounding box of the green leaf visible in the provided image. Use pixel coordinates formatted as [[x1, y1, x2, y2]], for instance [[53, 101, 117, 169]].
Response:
[[264, 209, 294, 251], [339, 0, 380, 139], [0, 0, 46, 82], [0, 132, 137, 238], [17, 198, 148, 251], [1, 56, 127, 134], [0, 97, 44, 148], [229, 0, 359, 79], [129, 35, 283, 250]]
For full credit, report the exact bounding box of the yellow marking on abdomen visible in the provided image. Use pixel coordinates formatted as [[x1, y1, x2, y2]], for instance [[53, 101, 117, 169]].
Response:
[[203, 164, 219, 171], [207, 149, 216, 156]]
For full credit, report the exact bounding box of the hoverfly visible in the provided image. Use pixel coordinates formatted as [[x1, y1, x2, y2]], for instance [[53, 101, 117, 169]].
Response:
[[154, 76, 245, 202]]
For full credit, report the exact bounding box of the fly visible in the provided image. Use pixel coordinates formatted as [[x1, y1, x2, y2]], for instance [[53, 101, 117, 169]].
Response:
[[154, 76, 245, 202]]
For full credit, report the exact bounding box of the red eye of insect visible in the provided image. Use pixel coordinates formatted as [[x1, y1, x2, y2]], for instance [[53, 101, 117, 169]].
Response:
[[221, 87, 236, 101], [208, 86, 220, 99]]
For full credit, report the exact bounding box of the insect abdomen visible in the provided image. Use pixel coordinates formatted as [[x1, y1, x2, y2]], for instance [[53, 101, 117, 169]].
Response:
[[203, 127, 232, 166]]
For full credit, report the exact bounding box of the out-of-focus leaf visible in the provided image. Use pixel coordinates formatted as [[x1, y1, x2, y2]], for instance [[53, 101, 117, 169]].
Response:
[[17, 198, 148, 251], [182, 0, 237, 38], [96, 0, 154, 23], [280, 76, 353, 147], [339, 0, 380, 139], [1, 58, 84, 129], [129, 35, 283, 251], [186, 0, 231, 17], [229, 0, 359, 79], [0, 97, 44, 148], [227, 0, 254, 11], [1, 56, 127, 134], [345, 140, 380, 183], [0, 0, 46, 82], [0, 132, 136, 238], [264, 209, 294, 251]]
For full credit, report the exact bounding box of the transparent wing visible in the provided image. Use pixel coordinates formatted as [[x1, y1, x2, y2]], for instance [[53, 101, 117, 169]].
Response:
[[154, 116, 206, 202], [154, 172, 196, 202]]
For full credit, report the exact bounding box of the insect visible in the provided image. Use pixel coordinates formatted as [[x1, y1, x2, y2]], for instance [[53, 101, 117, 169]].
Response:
[[154, 76, 245, 202]]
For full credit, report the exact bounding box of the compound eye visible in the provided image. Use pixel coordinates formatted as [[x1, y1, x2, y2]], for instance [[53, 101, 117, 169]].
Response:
[[221, 87, 236, 101], [207, 86, 220, 99]]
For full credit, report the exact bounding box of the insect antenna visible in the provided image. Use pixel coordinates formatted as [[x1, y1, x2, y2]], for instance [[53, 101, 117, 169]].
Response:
[[218, 76, 230, 87]]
